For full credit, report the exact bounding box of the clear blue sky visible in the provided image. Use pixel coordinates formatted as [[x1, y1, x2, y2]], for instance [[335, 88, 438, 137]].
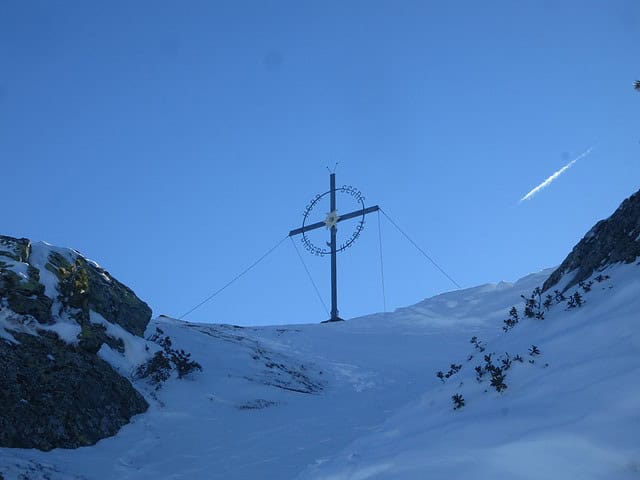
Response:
[[2, 1, 639, 325]]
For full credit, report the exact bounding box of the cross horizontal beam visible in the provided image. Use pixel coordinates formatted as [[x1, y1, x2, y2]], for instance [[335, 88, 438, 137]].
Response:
[[288, 205, 379, 237]]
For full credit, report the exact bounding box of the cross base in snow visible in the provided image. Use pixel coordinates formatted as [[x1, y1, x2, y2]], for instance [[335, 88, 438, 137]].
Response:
[[320, 316, 344, 323]]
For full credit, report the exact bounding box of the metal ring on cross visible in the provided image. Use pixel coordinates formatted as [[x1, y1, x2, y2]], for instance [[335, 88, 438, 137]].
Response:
[[300, 185, 368, 256]]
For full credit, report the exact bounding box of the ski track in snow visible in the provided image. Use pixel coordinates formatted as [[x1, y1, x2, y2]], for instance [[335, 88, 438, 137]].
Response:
[[1, 265, 640, 479]]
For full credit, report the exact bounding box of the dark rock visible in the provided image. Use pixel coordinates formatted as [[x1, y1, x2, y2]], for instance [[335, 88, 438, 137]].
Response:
[[81, 257, 151, 337], [0, 236, 30, 262], [0, 331, 148, 451], [4, 288, 53, 323], [543, 189, 640, 293], [0, 252, 52, 324], [78, 322, 125, 355], [237, 399, 278, 410], [0, 235, 153, 451], [46, 252, 151, 337]]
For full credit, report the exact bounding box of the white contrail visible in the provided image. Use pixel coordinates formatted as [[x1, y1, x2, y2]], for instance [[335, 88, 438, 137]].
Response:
[[519, 146, 594, 202]]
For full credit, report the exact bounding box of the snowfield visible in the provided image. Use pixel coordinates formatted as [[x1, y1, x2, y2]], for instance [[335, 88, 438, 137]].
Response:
[[1, 263, 639, 479]]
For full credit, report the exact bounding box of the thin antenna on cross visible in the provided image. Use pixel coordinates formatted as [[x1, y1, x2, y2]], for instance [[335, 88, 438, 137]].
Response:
[[326, 162, 339, 174]]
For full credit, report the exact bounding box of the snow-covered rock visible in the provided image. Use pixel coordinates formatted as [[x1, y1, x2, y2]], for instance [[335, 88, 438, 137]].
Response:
[[0, 237, 151, 450]]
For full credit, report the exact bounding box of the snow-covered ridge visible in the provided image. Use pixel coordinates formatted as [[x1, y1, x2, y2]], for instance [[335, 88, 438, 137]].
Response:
[[301, 262, 640, 480], [4, 261, 638, 479]]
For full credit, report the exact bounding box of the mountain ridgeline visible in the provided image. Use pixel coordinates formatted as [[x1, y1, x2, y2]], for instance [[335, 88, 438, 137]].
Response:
[[542, 188, 640, 293]]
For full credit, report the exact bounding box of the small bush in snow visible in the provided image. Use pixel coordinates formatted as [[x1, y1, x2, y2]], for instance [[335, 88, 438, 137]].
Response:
[[136, 351, 172, 389], [436, 363, 463, 383], [137, 327, 202, 389], [529, 345, 540, 356], [148, 327, 171, 348], [521, 287, 544, 319], [502, 307, 519, 332], [470, 336, 485, 352], [567, 291, 584, 309], [452, 393, 465, 410], [500, 354, 512, 371], [489, 368, 508, 393], [171, 349, 202, 379], [573, 291, 584, 307], [553, 290, 566, 303], [579, 281, 593, 293]]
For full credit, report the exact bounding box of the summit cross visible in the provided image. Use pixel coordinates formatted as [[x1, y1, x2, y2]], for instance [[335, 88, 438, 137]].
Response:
[[289, 172, 379, 322]]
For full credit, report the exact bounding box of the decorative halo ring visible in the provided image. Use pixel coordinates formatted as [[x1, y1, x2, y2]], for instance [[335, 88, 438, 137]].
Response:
[[300, 185, 368, 256]]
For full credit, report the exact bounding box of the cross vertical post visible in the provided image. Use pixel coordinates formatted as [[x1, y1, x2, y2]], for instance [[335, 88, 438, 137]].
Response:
[[329, 173, 341, 321]]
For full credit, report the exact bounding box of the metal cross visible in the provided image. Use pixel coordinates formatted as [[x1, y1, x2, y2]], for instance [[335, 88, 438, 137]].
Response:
[[289, 173, 379, 322]]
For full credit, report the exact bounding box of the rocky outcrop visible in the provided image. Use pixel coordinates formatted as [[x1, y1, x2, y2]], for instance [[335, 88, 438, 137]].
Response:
[[0, 235, 151, 450], [45, 251, 151, 337], [0, 236, 52, 323], [1, 236, 151, 336], [0, 331, 147, 450], [0, 236, 29, 262], [543, 189, 640, 293]]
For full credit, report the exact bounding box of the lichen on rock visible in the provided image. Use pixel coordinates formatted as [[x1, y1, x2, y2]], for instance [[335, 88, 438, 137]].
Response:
[[0, 238, 52, 324], [46, 251, 151, 337]]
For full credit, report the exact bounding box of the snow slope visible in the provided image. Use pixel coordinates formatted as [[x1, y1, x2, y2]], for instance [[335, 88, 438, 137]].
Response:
[[1, 264, 639, 479]]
